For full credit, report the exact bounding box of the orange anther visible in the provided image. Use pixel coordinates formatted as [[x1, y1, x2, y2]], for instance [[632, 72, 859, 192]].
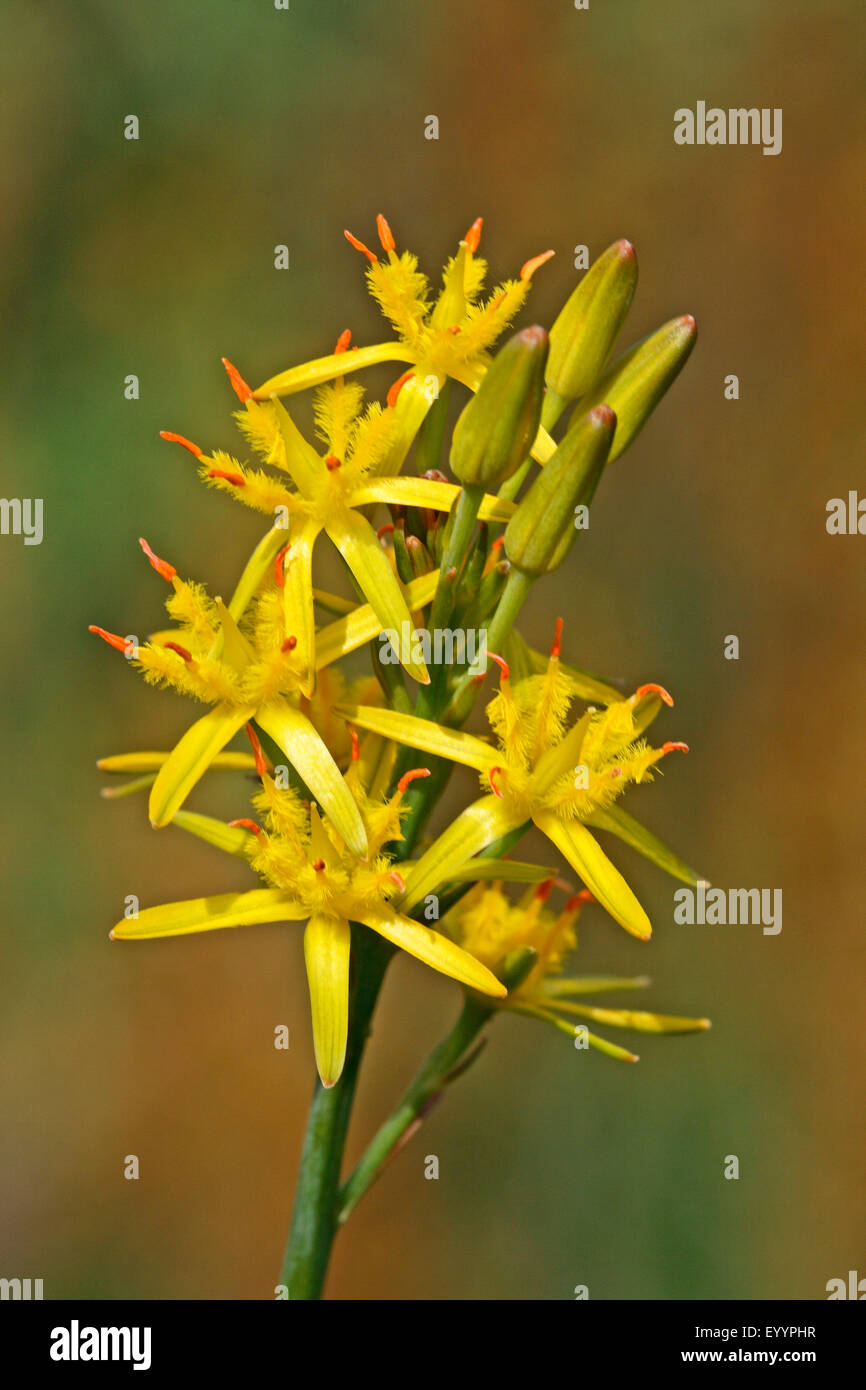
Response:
[[88, 625, 134, 655], [534, 878, 555, 903], [519, 249, 555, 281], [274, 543, 290, 587], [324, 453, 341, 470], [334, 328, 352, 355], [349, 727, 360, 762], [311, 858, 326, 872], [245, 724, 268, 777], [387, 370, 415, 408], [160, 431, 203, 458], [463, 217, 483, 254], [487, 652, 510, 682], [376, 213, 396, 252], [636, 683, 674, 707], [550, 617, 564, 660], [208, 468, 245, 486], [397, 768, 432, 795], [488, 766, 505, 798], [281, 635, 298, 653], [344, 229, 378, 264], [164, 641, 193, 662], [221, 357, 253, 403], [377, 521, 395, 541], [662, 741, 689, 755], [228, 818, 261, 835], [563, 889, 595, 913], [138, 536, 176, 582], [389, 869, 406, 891]]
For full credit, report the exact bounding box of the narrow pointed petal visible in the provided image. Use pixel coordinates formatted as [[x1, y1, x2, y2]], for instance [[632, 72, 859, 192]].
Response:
[[549, 1000, 710, 1033], [532, 810, 652, 940], [253, 342, 413, 400], [304, 914, 351, 1087], [345, 476, 515, 524], [272, 396, 327, 497], [585, 805, 701, 886], [172, 809, 258, 859], [325, 509, 429, 684], [149, 703, 256, 827], [335, 703, 497, 773], [98, 750, 256, 774], [510, 1002, 639, 1060], [447, 859, 555, 884], [227, 525, 289, 621], [543, 975, 651, 997], [360, 908, 506, 997], [282, 519, 321, 696], [111, 888, 306, 940], [315, 571, 438, 669], [256, 699, 368, 858], [213, 598, 257, 671], [400, 795, 524, 911]]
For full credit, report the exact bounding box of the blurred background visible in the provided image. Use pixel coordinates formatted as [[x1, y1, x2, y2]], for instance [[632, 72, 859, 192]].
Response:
[[2, 0, 864, 1299]]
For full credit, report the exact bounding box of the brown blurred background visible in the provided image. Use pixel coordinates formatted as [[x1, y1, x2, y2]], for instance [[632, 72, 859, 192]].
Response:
[[1, 0, 864, 1299]]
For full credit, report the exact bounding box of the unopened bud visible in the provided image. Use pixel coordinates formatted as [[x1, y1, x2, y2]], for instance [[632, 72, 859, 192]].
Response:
[[450, 326, 549, 487], [547, 239, 637, 402]]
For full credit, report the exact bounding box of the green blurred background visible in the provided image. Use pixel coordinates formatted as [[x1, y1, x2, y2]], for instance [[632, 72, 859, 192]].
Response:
[[2, 0, 864, 1299]]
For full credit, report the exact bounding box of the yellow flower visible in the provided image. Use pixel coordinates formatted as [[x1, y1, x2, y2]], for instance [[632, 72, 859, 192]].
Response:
[[110, 745, 505, 1087], [89, 536, 437, 855], [160, 338, 514, 690], [338, 620, 698, 938], [445, 880, 709, 1062]]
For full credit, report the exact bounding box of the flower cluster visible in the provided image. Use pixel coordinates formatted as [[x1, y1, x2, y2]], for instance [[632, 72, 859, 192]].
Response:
[[94, 215, 705, 1087]]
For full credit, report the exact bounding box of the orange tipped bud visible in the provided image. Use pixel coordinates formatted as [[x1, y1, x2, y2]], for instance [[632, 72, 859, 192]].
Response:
[[520, 249, 555, 281], [376, 213, 396, 252], [160, 431, 203, 458], [228, 818, 261, 835], [387, 370, 415, 408], [208, 468, 245, 486], [662, 741, 689, 755], [221, 357, 253, 403], [281, 635, 298, 653], [138, 536, 177, 582], [344, 228, 378, 264], [397, 767, 432, 795], [164, 641, 193, 662], [89, 625, 134, 655], [245, 724, 268, 777], [274, 543, 290, 588], [550, 617, 564, 660], [334, 328, 352, 354], [463, 217, 483, 254], [636, 682, 674, 707]]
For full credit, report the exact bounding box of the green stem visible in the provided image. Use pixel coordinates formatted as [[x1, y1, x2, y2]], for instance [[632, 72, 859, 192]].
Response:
[[279, 927, 393, 1299], [338, 996, 494, 1224]]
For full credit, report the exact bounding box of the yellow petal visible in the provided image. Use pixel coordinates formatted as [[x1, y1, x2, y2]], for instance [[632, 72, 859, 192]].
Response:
[[585, 804, 701, 886], [345, 476, 515, 524], [360, 908, 506, 997], [304, 914, 351, 1087], [148, 703, 256, 827], [256, 699, 368, 858], [401, 794, 523, 911], [325, 509, 429, 684], [227, 525, 288, 621], [98, 751, 256, 773], [172, 809, 258, 859], [282, 518, 321, 697], [336, 703, 496, 772], [532, 810, 652, 940], [315, 572, 438, 669], [549, 1000, 710, 1033], [527, 648, 622, 706], [272, 396, 326, 497], [254, 342, 412, 399], [111, 888, 306, 940]]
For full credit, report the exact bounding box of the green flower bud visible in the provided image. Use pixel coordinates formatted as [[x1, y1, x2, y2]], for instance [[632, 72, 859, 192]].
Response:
[[504, 404, 615, 576], [450, 325, 549, 487], [546, 239, 638, 402], [573, 314, 696, 462]]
